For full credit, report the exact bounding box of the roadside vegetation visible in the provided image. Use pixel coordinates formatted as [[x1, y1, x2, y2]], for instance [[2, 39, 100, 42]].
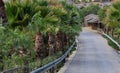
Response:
[[103, 35, 120, 51], [98, 0, 120, 40], [0, 0, 81, 72], [97, 0, 120, 50]]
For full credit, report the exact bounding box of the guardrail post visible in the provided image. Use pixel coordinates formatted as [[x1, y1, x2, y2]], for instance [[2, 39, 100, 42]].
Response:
[[54, 65, 57, 73], [63, 58, 66, 63], [49, 67, 54, 73]]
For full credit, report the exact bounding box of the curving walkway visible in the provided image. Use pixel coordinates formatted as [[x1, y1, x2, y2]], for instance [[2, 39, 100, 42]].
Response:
[[62, 28, 120, 73]]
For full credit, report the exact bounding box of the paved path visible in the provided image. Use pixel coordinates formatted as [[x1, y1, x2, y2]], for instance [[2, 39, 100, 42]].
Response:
[[64, 28, 120, 73]]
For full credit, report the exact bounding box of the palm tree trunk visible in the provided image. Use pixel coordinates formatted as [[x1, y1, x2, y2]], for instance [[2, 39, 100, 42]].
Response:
[[61, 32, 64, 53], [55, 31, 62, 52], [34, 32, 47, 60], [111, 28, 114, 37], [108, 27, 111, 35], [103, 26, 106, 32], [0, 0, 7, 24], [62, 33, 67, 49], [0, 51, 3, 71], [117, 34, 120, 39], [61, 32, 68, 53], [66, 35, 70, 47], [106, 27, 109, 34], [48, 32, 55, 56]]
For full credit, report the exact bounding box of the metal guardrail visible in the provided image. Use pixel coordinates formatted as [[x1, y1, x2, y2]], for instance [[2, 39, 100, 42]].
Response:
[[102, 32, 120, 49], [30, 42, 76, 73], [97, 28, 120, 49]]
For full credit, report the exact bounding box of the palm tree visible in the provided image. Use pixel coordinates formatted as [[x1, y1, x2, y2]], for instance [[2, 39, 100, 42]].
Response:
[[31, 0, 60, 57], [32, 0, 81, 58], [5, 0, 38, 28], [111, 1, 120, 36], [102, 0, 120, 36], [54, 1, 81, 53]]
